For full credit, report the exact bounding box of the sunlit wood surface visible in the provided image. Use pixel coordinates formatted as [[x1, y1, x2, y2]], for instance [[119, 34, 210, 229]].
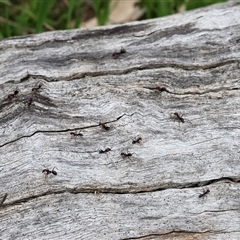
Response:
[[0, 1, 240, 239]]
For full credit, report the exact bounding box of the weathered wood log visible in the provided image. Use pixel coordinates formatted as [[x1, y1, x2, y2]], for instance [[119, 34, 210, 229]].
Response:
[[0, 1, 240, 239]]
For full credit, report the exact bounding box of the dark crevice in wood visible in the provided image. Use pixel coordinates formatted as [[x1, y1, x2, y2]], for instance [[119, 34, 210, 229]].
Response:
[[0, 94, 56, 113], [1, 189, 72, 208], [163, 87, 240, 96], [125, 60, 239, 72], [14, 60, 238, 83], [19, 72, 58, 83], [133, 23, 195, 38], [1, 177, 238, 209], [201, 208, 240, 214], [144, 86, 240, 96], [0, 113, 131, 148], [120, 233, 165, 240], [120, 231, 217, 240]]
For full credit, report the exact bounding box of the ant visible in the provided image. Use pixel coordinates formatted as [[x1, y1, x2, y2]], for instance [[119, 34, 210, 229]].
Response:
[[27, 98, 33, 107], [99, 122, 111, 131], [121, 152, 133, 158], [70, 131, 83, 137], [155, 86, 167, 92], [32, 84, 42, 92], [199, 188, 210, 198], [132, 137, 142, 144], [99, 148, 111, 154], [42, 167, 57, 176], [112, 47, 126, 58], [120, 47, 126, 54], [173, 112, 185, 123], [143, 86, 169, 93], [7, 90, 19, 100]]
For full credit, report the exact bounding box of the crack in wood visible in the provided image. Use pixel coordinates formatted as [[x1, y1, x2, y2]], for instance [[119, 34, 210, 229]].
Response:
[[1, 177, 238, 209], [0, 193, 8, 207], [120, 231, 216, 240], [0, 113, 132, 148], [14, 59, 238, 83]]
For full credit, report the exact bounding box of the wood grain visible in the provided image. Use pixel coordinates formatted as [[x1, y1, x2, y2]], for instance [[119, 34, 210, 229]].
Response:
[[0, 1, 240, 239]]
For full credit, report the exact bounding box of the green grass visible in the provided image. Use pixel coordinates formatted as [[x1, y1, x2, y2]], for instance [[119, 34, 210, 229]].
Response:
[[139, 0, 228, 19], [92, 0, 110, 26], [186, 0, 227, 11], [0, 0, 228, 39], [140, 0, 185, 19]]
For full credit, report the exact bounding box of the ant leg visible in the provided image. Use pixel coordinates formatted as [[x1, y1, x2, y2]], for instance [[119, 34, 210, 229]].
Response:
[[43, 173, 48, 182], [185, 118, 194, 126]]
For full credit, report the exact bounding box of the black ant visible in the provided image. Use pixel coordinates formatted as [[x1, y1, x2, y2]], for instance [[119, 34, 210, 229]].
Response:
[[27, 98, 33, 107], [99, 148, 111, 154], [155, 86, 167, 92], [120, 47, 126, 54], [112, 47, 126, 58], [199, 188, 210, 198], [32, 84, 42, 92], [173, 112, 185, 123], [70, 132, 83, 137], [7, 90, 19, 100], [42, 167, 57, 176], [121, 152, 133, 158], [99, 122, 111, 131], [132, 137, 142, 144]]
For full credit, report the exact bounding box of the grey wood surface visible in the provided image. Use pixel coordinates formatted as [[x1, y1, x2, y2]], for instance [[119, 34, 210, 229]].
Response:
[[0, 1, 240, 239]]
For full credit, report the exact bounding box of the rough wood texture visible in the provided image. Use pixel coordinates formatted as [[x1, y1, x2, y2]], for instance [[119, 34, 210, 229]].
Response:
[[1, 1, 240, 239]]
